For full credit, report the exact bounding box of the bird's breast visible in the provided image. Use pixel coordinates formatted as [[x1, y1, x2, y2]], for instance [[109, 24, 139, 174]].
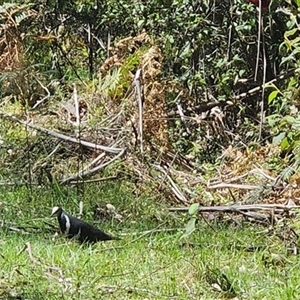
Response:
[[60, 213, 71, 235]]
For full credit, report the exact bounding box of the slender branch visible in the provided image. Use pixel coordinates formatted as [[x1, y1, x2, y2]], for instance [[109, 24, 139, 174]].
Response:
[[134, 69, 143, 153], [0, 112, 124, 154], [73, 84, 80, 127], [32, 75, 51, 109], [234, 68, 300, 101], [68, 176, 118, 184], [168, 203, 300, 212]]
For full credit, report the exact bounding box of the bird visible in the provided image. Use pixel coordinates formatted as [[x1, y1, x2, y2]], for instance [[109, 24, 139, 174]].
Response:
[[51, 206, 120, 244]]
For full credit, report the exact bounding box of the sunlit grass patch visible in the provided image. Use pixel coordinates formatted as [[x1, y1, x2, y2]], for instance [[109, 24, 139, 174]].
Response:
[[1, 184, 300, 299]]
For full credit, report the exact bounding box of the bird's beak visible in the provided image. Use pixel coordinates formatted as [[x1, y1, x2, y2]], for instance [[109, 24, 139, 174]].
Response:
[[51, 206, 60, 217]]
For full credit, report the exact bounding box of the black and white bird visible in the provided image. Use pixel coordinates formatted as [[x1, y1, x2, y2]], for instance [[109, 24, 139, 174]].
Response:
[[51, 206, 119, 244]]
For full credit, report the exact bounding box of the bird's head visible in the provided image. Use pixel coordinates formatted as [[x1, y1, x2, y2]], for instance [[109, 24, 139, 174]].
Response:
[[51, 206, 63, 217]]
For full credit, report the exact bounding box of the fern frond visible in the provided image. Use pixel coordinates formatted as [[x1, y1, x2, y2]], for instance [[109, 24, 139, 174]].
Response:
[[98, 68, 122, 97]]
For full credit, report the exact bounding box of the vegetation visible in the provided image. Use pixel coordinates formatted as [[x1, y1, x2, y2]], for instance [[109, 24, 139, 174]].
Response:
[[1, 0, 300, 298], [1, 183, 300, 299]]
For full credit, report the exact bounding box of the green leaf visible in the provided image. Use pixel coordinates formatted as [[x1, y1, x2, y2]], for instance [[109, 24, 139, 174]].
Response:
[[285, 28, 298, 38], [272, 132, 285, 144], [284, 115, 296, 124], [185, 218, 196, 235], [280, 137, 291, 151], [287, 132, 294, 139], [188, 203, 199, 215], [137, 20, 144, 28], [268, 90, 278, 104]]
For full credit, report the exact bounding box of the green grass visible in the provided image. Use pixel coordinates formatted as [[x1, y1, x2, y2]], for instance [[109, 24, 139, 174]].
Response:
[[0, 183, 300, 299]]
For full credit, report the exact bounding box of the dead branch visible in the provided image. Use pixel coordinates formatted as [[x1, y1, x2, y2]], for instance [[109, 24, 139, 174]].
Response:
[[134, 68, 144, 153], [31, 75, 51, 109], [167, 68, 300, 119], [234, 68, 300, 101], [154, 164, 189, 204], [168, 203, 300, 213], [0, 112, 124, 154], [60, 148, 125, 184]]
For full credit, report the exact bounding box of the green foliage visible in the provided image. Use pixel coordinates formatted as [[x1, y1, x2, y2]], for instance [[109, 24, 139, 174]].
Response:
[[267, 72, 300, 160], [264, 2, 300, 163], [1, 0, 300, 164], [182, 203, 199, 238], [98, 68, 122, 99]]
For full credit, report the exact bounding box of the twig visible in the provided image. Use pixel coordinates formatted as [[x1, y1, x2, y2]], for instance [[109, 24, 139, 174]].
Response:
[[22, 242, 72, 291], [32, 76, 51, 109], [121, 222, 179, 244], [74, 151, 106, 175], [250, 168, 276, 181], [259, 10, 266, 141], [207, 182, 258, 190], [68, 176, 118, 184], [79, 201, 83, 217], [25, 242, 42, 265], [83, 27, 106, 51], [239, 210, 270, 223], [177, 103, 190, 134], [8, 226, 29, 234], [254, 1, 262, 82], [73, 84, 80, 127], [157, 152, 179, 191], [43, 221, 58, 230]]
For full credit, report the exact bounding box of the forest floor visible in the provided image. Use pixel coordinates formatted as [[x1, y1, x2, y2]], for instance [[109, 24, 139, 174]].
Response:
[[0, 182, 299, 300]]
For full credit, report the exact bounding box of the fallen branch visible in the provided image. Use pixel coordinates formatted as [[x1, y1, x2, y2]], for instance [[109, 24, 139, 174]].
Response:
[[168, 203, 300, 213], [154, 164, 188, 204], [60, 148, 125, 184], [0, 113, 124, 154], [167, 69, 300, 119]]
